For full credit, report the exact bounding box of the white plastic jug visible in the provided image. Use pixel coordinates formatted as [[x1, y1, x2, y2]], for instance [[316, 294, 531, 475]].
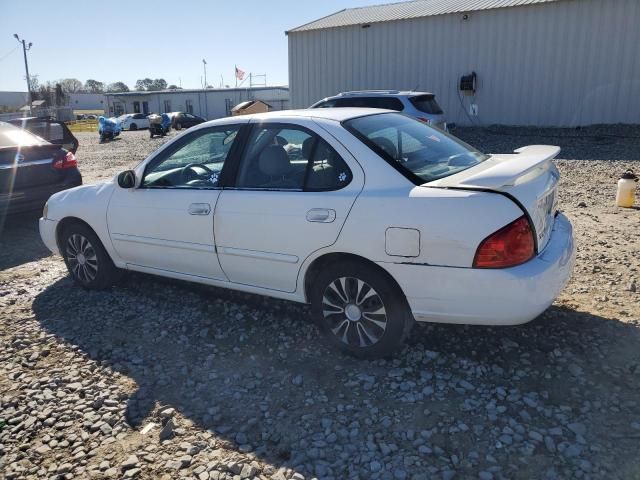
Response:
[[616, 170, 638, 208]]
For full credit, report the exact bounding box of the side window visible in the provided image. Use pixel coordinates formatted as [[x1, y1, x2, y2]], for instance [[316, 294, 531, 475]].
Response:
[[305, 138, 353, 191], [364, 97, 404, 111], [235, 125, 352, 191], [142, 127, 239, 189], [314, 99, 336, 108]]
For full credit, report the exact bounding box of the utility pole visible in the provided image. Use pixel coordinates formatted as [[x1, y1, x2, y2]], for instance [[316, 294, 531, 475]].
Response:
[[202, 59, 207, 88], [14, 34, 33, 115]]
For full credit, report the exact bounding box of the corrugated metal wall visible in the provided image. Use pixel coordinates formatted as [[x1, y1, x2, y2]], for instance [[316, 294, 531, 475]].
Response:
[[288, 0, 640, 126]]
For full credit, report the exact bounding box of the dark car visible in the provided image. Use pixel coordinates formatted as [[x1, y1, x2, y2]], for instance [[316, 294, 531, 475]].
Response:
[[0, 122, 81, 215], [172, 112, 205, 130], [8, 116, 79, 154]]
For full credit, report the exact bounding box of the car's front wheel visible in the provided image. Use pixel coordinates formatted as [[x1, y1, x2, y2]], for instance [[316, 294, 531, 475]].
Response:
[[310, 261, 414, 358], [129, 123, 137, 131], [175, 122, 182, 130], [61, 223, 122, 290]]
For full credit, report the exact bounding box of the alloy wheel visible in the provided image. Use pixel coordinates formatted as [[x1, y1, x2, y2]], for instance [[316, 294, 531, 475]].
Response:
[[66, 233, 98, 283], [322, 276, 388, 348]]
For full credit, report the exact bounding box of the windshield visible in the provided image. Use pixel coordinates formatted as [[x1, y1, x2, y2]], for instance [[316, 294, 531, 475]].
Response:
[[344, 113, 489, 183]]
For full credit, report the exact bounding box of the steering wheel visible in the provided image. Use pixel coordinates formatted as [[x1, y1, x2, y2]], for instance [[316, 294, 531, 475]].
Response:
[[447, 153, 472, 167], [180, 163, 214, 184]]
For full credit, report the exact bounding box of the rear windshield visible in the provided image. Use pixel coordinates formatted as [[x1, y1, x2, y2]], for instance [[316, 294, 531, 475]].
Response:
[[0, 123, 49, 148], [409, 94, 443, 114], [23, 121, 65, 142], [344, 113, 488, 183]]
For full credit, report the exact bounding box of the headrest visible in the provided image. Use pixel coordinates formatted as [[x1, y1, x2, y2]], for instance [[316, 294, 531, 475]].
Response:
[[371, 136, 397, 159], [258, 145, 290, 177]]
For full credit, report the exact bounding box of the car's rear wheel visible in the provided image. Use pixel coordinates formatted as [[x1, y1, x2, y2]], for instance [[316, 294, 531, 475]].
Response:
[[310, 261, 414, 358], [61, 223, 122, 290], [130, 123, 137, 131], [175, 122, 182, 130]]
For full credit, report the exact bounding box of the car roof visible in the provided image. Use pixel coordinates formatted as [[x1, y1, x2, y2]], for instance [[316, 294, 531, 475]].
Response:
[[227, 108, 391, 123], [332, 90, 434, 98]]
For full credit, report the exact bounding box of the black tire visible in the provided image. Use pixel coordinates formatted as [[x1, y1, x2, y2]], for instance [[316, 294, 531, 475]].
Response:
[[60, 223, 122, 290], [175, 122, 182, 130], [310, 260, 414, 359], [130, 123, 137, 131]]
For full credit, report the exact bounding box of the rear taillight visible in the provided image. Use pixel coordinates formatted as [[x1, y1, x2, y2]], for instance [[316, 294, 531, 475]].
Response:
[[53, 151, 78, 170], [417, 117, 432, 124], [473, 216, 535, 268]]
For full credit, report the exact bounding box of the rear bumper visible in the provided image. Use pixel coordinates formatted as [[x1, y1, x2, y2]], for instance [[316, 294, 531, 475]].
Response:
[[380, 213, 575, 326], [0, 172, 82, 215]]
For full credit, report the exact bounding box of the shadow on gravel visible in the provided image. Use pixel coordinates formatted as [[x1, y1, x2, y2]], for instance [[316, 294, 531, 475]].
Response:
[[454, 124, 640, 161], [0, 210, 50, 271], [32, 272, 640, 477]]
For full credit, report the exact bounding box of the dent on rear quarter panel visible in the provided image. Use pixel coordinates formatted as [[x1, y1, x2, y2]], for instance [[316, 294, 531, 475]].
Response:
[[333, 186, 524, 268]]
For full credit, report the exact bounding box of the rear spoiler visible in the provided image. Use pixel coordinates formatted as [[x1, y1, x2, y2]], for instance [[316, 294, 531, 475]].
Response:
[[456, 145, 560, 189]]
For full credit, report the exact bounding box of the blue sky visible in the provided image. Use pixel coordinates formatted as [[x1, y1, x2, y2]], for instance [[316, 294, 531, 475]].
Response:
[[0, 0, 386, 91]]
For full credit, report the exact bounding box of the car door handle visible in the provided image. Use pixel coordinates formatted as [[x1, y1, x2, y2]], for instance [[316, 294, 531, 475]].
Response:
[[306, 208, 336, 223], [188, 203, 211, 215]]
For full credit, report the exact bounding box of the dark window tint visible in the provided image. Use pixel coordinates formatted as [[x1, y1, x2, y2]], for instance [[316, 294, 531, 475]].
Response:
[[332, 97, 403, 111], [313, 99, 337, 108], [409, 95, 443, 114], [133, 114, 145, 119], [25, 121, 64, 142], [345, 113, 488, 183], [236, 125, 351, 191]]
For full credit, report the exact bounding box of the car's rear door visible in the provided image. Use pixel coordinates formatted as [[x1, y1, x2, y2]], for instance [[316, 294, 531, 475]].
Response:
[[213, 118, 364, 292]]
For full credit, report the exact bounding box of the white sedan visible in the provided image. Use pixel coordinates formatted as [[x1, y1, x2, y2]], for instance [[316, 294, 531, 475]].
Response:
[[117, 113, 150, 131], [39, 109, 575, 358]]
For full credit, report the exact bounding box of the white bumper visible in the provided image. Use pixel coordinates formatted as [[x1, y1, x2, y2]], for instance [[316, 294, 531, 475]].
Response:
[[380, 213, 575, 326], [39, 217, 60, 255]]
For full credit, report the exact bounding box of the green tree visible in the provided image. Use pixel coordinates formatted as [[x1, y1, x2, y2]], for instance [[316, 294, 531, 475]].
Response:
[[148, 78, 167, 91], [84, 79, 104, 93], [135, 78, 153, 91], [106, 82, 130, 93]]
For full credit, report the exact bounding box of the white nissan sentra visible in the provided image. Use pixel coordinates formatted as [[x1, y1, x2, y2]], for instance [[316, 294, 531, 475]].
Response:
[[39, 109, 575, 358]]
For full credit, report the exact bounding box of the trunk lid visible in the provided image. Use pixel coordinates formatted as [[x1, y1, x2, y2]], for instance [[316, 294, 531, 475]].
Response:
[[427, 145, 561, 251], [0, 145, 66, 194]]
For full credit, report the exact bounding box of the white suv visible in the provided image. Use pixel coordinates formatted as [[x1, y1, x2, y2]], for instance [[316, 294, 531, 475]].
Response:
[[311, 90, 447, 130]]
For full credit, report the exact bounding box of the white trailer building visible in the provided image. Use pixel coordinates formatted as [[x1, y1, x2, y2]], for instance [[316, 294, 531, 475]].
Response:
[[104, 86, 289, 120], [287, 0, 640, 126]]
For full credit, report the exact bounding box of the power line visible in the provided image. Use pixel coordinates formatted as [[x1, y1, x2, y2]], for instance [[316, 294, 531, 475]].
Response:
[[0, 44, 19, 62]]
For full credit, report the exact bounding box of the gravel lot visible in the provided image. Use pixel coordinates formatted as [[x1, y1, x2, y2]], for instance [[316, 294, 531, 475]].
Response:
[[1, 125, 639, 480]]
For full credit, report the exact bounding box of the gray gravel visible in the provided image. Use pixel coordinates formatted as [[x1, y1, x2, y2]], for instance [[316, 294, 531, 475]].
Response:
[[1, 126, 639, 480]]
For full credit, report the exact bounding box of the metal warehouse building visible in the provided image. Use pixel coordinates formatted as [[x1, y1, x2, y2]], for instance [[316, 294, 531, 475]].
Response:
[[104, 86, 289, 120], [287, 0, 640, 126]]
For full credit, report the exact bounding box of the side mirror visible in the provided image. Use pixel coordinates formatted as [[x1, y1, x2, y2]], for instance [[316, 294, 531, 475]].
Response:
[[117, 170, 136, 189]]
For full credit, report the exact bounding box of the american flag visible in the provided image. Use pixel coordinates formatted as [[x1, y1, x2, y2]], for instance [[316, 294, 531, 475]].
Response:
[[235, 66, 245, 81]]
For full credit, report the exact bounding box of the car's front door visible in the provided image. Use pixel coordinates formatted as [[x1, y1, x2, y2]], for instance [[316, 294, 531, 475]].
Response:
[[214, 120, 364, 292], [107, 125, 243, 280]]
